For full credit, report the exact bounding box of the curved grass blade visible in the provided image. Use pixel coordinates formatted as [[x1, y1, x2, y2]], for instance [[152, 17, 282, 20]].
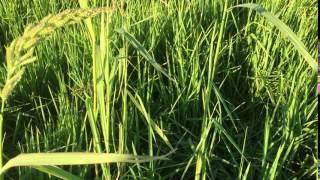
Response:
[[0, 152, 169, 176], [231, 3, 316, 71], [115, 28, 175, 81]]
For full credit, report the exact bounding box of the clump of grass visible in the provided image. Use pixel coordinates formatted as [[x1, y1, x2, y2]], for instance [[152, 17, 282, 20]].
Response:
[[0, 0, 316, 179], [230, 3, 317, 71], [0, 7, 171, 180]]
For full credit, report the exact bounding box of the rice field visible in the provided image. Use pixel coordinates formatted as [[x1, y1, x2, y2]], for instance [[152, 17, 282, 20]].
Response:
[[0, 0, 317, 179]]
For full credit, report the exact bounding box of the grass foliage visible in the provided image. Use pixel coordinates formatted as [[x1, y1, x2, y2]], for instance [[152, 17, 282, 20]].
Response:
[[0, 0, 317, 179]]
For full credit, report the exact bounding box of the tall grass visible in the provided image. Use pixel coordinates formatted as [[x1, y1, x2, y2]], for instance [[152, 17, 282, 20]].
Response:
[[0, 5, 170, 180], [0, 0, 317, 179]]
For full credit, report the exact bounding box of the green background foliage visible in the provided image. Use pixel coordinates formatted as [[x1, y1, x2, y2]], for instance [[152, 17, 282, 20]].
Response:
[[0, 0, 317, 179]]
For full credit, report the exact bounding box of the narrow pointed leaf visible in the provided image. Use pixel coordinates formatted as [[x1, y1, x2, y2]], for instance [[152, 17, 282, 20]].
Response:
[[115, 28, 175, 81], [33, 166, 82, 180], [127, 91, 174, 150]]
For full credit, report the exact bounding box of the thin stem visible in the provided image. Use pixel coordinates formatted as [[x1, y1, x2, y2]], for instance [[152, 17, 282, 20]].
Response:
[[0, 99, 5, 180], [92, 40, 97, 112]]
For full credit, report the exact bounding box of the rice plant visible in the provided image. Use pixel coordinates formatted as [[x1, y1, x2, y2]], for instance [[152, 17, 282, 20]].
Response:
[[0, 6, 171, 180], [0, 0, 316, 179]]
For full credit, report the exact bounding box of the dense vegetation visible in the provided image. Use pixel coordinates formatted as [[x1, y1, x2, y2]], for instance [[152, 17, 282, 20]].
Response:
[[0, 0, 317, 179]]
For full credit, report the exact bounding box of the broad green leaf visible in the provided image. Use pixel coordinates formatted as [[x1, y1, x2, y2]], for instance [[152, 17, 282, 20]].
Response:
[[0, 152, 169, 175], [231, 3, 316, 71]]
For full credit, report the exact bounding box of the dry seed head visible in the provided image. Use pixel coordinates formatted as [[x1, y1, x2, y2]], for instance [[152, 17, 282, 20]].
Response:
[[1, 7, 113, 100]]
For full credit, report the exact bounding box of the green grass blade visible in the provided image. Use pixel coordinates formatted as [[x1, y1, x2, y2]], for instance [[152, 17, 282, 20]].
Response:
[[241, 162, 251, 180], [211, 119, 246, 161], [268, 144, 284, 180], [33, 166, 82, 180], [231, 3, 316, 71], [115, 28, 175, 81], [85, 99, 102, 152], [78, 0, 96, 43], [0, 152, 169, 175], [127, 91, 173, 150]]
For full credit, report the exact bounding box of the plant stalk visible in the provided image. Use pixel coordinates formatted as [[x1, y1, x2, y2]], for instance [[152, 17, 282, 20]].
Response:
[[0, 99, 5, 180]]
